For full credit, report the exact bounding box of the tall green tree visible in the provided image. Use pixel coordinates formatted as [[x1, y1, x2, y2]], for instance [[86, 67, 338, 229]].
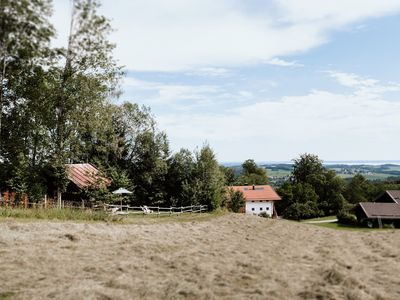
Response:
[[220, 165, 236, 186], [46, 0, 122, 202], [129, 131, 169, 206], [344, 174, 371, 204], [278, 154, 345, 219], [0, 0, 54, 197], [166, 148, 196, 206], [238, 159, 268, 185], [192, 145, 225, 210]]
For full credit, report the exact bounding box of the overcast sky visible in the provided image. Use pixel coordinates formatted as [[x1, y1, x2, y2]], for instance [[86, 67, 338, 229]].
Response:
[[52, 0, 400, 162]]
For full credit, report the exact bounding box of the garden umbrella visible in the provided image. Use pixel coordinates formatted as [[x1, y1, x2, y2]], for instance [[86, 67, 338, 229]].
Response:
[[112, 188, 133, 210]]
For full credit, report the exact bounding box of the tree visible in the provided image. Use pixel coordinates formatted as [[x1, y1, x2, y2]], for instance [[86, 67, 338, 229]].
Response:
[[192, 145, 225, 210], [45, 0, 122, 203], [292, 153, 324, 184], [224, 189, 245, 212], [220, 166, 236, 186], [129, 131, 169, 206], [0, 0, 54, 197], [278, 182, 320, 220], [238, 159, 268, 185], [166, 149, 196, 206], [278, 154, 345, 219], [344, 174, 371, 204], [0, 0, 54, 152]]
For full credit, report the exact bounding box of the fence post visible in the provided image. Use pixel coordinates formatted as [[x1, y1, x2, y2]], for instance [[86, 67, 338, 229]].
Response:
[[4, 191, 9, 208], [11, 192, 16, 208], [44, 194, 47, 209]]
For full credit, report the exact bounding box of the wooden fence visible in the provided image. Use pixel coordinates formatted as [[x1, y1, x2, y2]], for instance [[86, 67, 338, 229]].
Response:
[[105, 204, 208, 216], [0, 191, 208, 216], [0, 192, 92, 209]]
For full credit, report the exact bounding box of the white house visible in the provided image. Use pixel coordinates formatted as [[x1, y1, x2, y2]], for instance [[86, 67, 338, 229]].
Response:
[[228, 185, 281, 217]]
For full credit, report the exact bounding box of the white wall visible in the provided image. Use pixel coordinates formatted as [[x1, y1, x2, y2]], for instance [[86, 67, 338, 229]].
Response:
[[245, 201, 273, 216]]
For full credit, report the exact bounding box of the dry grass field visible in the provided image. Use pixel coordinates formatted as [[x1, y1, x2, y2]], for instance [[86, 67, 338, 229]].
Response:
[[0, 214, 399, 300]]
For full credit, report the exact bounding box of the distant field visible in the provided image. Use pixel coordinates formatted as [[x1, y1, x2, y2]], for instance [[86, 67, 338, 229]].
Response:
[[1, 214, 399, 299], [265, 163, 400, 182]]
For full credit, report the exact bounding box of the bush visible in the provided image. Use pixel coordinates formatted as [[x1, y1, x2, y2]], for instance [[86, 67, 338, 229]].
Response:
[[337, 210, 358, 225], [259, 211, 270, 218], [224, 189, 245, 213], [383, 223, 395, 229]]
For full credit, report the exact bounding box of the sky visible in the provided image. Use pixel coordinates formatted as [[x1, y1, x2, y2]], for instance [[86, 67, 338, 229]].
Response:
[[52, 0, 400, 162]]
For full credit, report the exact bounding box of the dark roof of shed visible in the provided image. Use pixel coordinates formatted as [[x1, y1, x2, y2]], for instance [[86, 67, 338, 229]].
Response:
[[358, 202, 400, 219], [66, 164, 110, 189], [386, 190, 400, 204]]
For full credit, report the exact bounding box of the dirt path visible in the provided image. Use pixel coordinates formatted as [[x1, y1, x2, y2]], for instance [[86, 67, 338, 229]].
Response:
[[304, 218, 338, 223], [0, 214, 399, 300]]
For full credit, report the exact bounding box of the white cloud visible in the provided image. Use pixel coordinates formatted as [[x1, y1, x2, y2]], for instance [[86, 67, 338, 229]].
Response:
[[327, 71, 400, 99], [52, 0, 400, 71], [122, 76, 222, 109], [156, 74, 400, 161], [267, 58, 303, 67], [327, 71, 378, 87], [185, 67, 233, 77]]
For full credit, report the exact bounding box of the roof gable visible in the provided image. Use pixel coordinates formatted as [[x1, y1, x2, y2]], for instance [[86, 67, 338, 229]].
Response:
[[386, 190, 400, 204], [228, 185, 281, 201]]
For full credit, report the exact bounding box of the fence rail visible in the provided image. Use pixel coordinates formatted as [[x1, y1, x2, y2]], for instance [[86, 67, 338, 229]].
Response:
[[105, 204, 208, 215]]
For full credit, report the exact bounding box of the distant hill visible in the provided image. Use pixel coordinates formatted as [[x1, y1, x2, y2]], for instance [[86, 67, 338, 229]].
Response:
[[221, 162, 400, 186]]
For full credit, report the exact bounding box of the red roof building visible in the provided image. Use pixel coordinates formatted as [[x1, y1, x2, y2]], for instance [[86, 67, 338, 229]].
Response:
[[66, 164, 110, 189], [228, 185, 281, 216]]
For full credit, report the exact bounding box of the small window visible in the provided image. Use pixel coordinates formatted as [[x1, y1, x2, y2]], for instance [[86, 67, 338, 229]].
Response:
[[260, 207, 263, 211], [251, 201, 255, 202], [266, 207, 270, 210], [251, 208, 255, 211]]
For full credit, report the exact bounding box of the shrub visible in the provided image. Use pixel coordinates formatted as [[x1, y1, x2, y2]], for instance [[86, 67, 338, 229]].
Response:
[[337, 210, 358, 225], [383, 223, 395, 229], [259, 211, 270, 218], [227, 189, 246, 213]]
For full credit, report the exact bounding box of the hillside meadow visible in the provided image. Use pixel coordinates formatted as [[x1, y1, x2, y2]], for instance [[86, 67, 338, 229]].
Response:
[[0, 214, 399, 300]]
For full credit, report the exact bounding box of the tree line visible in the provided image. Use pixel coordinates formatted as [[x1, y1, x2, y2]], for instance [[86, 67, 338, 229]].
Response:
[[274, 154, 400, 220], [0, 0, 236, 210]]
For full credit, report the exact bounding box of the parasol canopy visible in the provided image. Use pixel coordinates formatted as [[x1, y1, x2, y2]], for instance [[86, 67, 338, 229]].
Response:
[[112, 188, 133, 195]]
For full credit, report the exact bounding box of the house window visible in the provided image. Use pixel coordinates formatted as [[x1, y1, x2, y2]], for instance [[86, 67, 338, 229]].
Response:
[[260, 207, 263, 211], [266, 207, 270, 211], [251, 208, 255, 211]]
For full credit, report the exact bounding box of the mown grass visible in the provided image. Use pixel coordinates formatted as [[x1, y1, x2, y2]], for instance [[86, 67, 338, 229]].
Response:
[[0, 208, 109, 222], [0, 207, 226, 224]]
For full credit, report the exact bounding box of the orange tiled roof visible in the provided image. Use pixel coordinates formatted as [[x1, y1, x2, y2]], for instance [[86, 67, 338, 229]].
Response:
[[66, 164, 110, 189], [228, 185, 281, 201]]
